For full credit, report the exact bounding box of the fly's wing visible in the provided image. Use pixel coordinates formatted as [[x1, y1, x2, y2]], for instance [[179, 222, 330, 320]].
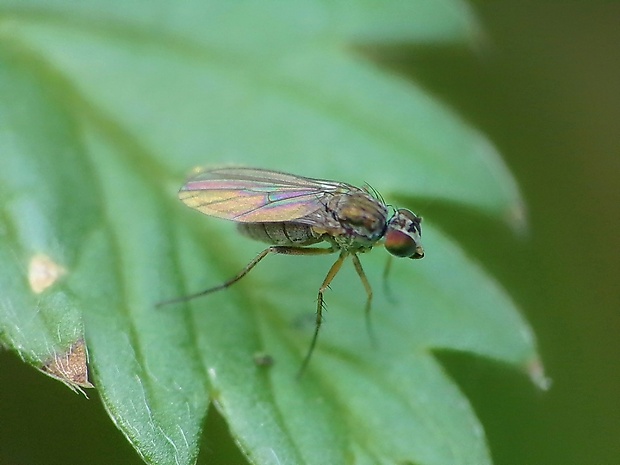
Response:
[[179, 167, 356, 223]]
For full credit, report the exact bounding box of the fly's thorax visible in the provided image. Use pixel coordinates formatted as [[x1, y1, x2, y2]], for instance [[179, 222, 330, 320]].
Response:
[[323, 192, 388, 247], [237, 222, 322, 246], [384, 209, 424, 259]]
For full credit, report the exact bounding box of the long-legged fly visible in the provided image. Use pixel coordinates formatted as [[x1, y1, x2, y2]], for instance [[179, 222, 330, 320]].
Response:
[[159, 167, 424, 375]]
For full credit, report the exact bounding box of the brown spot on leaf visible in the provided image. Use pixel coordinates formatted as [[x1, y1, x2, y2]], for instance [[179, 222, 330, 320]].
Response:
[[40, 339, 94, 391]]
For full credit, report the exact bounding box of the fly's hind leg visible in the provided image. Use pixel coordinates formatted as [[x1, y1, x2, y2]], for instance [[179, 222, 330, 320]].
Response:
[[158, 244, 343, 378], [157, 245, 334, 307]]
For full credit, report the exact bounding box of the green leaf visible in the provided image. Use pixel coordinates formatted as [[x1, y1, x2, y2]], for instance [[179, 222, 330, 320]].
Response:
[[0, 2, 542, 465], [0, 42, 95, 381]]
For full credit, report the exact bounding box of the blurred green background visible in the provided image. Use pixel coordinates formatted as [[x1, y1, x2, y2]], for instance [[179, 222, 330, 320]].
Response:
[[1, 2, 618, 464]]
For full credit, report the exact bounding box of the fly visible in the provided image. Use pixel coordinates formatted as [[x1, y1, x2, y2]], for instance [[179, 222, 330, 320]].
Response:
[[159, 167, 424, 376]]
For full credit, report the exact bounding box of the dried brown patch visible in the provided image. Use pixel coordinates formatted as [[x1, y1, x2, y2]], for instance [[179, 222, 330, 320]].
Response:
[[40, 339, 94, 391]]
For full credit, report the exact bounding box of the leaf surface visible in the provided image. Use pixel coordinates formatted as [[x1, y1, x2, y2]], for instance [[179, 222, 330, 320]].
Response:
[[0, 2, 541, 465]]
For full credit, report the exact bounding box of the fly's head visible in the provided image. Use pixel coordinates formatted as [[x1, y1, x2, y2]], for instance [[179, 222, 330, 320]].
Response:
[[384, 209, 424, 259]]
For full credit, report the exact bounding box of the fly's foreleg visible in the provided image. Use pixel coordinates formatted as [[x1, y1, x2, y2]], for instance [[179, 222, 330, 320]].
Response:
[[382, 255, 397, 304]]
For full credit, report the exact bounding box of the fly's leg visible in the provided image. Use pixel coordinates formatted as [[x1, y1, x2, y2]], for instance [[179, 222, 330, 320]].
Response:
[[382, 255, 397, 304], [157, 246, 334, 307], [297, 252, 348, 378], [351, 254, 377, 346], [158, 245, 346, 378]]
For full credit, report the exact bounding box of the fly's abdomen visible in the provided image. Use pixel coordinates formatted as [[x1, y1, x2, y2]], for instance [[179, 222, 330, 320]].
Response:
[[237, 222, 321, 246]]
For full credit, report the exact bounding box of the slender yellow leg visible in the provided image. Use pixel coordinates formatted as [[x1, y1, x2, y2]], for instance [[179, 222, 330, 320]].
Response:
[[351, 254, 376, 346], [157, 245, 334, 307], [382, 255, 397, 304], [297, 251, 348, 378], [351, 254, 373, 316]]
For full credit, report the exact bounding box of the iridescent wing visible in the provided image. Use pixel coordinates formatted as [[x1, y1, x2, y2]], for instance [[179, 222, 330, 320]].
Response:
[[178, 167, 356, 223]]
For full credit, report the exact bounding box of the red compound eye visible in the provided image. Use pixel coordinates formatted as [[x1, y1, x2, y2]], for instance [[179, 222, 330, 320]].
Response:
[[385, 229, 419, 258]]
